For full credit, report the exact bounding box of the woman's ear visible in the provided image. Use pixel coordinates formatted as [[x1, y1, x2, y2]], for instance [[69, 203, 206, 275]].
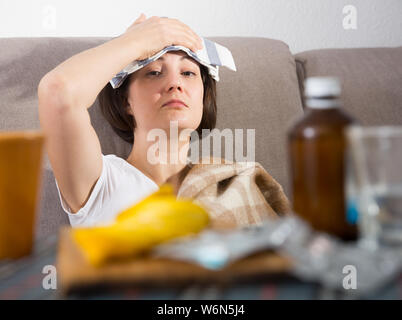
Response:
[[125, 94, 134, 116], [126, 103, 134, 116]]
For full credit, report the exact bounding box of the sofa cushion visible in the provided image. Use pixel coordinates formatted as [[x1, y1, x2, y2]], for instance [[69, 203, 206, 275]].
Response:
[[211, 37, 304, 196], [295, 47, 402, 125], [35, 160, 70, 240]]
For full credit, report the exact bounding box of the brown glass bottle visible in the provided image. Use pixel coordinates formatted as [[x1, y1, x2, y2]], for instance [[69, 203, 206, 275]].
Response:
[[288, 77, 357, 241]]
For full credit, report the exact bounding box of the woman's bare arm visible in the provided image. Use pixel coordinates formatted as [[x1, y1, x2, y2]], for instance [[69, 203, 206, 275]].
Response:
[[38, 14, 203, 213]]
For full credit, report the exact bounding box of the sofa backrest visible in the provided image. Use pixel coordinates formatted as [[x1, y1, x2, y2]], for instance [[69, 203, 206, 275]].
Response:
[[295, 47, 402, 125], [0, 37, 304, 237]]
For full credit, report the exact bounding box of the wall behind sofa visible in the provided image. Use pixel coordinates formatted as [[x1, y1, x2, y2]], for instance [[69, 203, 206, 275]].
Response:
[[0, 0, 401, 53]]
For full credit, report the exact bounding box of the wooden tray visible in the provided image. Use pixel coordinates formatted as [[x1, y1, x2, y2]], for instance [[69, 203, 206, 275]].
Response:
[[56, 227, 293, 296]]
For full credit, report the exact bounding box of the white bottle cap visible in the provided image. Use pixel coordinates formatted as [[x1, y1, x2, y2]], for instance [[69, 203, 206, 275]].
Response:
[[304, 77, 341, 98]]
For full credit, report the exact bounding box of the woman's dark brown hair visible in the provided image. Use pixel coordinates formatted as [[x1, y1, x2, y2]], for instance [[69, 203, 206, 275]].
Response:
[[98, 64, 217, 144]]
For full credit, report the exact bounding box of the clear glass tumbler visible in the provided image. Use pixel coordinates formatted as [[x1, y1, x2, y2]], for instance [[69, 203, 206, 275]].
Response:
[[346, 126, 402, 250]]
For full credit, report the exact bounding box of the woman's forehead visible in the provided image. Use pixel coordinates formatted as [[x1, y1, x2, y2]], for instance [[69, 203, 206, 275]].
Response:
[[152, 51, 200, 66], [129, 51, 201, 82]]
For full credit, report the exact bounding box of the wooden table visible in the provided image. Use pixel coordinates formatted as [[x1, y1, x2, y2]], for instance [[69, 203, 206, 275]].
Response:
[[0, 233, 401, 300]]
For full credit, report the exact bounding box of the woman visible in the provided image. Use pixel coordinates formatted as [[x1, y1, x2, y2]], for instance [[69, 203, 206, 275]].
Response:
[[38, 14, 290, 229]]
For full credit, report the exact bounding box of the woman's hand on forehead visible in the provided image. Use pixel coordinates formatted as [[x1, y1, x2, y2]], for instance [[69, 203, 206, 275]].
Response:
[[123, 14, 203, 61]]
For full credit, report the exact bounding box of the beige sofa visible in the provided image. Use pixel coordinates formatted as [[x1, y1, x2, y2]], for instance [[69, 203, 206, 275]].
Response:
[[0, 37, 401, 239]]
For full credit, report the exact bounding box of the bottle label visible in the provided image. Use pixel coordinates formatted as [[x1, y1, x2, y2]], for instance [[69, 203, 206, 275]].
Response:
[[346, 197, 359, 225]]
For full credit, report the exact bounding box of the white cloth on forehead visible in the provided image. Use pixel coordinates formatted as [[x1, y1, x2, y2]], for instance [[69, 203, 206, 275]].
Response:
[[109, 37, 236, 89]]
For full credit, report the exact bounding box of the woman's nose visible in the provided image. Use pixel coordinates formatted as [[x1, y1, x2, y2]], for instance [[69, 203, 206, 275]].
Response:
[[166, 75, 182, 92]]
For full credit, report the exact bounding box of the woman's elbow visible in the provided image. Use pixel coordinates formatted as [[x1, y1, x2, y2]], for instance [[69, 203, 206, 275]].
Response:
[[38, 72, 74, 115]]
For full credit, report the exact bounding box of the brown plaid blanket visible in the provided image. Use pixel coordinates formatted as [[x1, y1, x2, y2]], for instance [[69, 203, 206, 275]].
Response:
[[169, 158, 292, 230]]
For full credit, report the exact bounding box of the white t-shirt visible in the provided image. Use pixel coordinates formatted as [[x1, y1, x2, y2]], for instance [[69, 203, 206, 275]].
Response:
[[55, 154, 159, 228]]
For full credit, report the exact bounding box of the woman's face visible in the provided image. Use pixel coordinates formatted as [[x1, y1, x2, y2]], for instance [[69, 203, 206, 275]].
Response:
[[127, 51, 204, 135]]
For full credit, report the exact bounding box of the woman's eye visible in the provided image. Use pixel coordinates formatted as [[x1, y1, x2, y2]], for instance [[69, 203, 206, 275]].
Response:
[[146, 71, 196, 77], [147, 71, 161, 76], [182, 71, 196, 76]]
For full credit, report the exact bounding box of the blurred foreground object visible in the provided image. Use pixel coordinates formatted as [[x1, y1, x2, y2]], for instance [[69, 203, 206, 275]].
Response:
[[153, 215, 402, 297], [72, 185, 210, 267], [288, 77, 358, 240], [0, 131, 44, 260], [346, 125, 402, 250]]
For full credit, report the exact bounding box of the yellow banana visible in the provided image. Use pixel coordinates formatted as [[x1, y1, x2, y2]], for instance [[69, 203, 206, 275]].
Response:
[[72, 184, 210, 267]]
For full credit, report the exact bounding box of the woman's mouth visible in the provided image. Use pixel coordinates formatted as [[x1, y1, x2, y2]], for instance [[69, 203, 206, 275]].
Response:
[[162, 99, 188, 108]]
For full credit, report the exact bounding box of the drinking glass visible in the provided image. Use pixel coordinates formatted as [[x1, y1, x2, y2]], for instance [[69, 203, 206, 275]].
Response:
[[346, 126, 402, 250], [0, 131, 44, 259]]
